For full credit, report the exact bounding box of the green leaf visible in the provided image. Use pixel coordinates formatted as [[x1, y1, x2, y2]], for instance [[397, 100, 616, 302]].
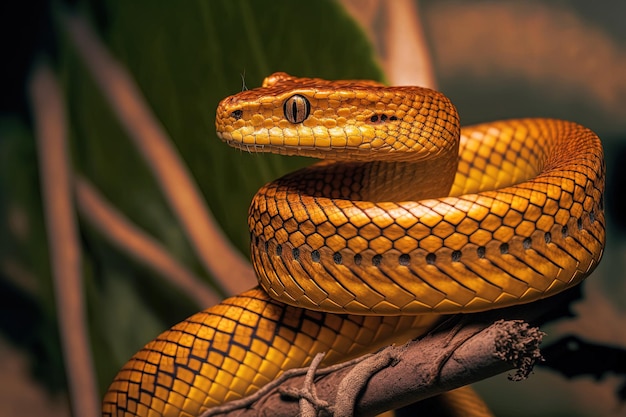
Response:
[[53, 0, 384, 390]]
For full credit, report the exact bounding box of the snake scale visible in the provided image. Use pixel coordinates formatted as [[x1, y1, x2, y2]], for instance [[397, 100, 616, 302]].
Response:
[[102, 73, 605, 416]]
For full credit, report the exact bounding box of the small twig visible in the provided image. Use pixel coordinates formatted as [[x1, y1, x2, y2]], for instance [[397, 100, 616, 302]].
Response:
[[75, 176, 220, 308], [300, 353, 327, 417], [200, 353, 376, 417], [333, 346, 398, 417], [61, 10, 257, 295], [29, 61, 100, 417], [279, 353, 331, 417]]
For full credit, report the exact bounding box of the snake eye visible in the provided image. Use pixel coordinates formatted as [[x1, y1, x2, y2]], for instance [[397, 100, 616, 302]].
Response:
[[231, 109, 243, 120], [284, 94, 310, 124]]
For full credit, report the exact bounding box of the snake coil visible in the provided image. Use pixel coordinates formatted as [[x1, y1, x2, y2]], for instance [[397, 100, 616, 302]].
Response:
[[103, 73, 605, 417]]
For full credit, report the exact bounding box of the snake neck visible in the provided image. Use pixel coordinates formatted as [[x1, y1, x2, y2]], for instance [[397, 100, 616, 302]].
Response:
[[360, 149, 459, 202], [284, 147, 459, 203]]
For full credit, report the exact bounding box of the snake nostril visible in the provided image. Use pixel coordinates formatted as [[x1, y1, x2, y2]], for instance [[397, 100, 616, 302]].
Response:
[[370, 114, 398, 124], [231, 109, 243, 120]]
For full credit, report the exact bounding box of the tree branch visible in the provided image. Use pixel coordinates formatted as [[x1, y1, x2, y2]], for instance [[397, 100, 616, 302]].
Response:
[[199, 287, 581, 417], [202, 316, 543, 417]]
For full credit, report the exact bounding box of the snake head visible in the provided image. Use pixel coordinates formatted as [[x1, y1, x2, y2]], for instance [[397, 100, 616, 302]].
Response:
[[215, 72, 460, 161]]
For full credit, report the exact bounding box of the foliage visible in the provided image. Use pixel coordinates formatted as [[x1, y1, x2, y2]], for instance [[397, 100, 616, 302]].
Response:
[[0, 0, 384, 396]]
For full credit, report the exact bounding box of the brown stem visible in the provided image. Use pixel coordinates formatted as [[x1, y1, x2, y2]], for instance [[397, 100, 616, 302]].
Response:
[[30, 61, 100, 417], [75, 176, 220, 308]]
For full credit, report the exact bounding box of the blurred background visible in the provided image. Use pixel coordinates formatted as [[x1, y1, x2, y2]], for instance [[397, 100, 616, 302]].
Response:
[[1, 0, 625, 416]]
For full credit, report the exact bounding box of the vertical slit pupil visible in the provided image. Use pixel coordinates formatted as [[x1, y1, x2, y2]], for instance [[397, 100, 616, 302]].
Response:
[[292, 101, 298, 121], [284, 95, 310, 123]]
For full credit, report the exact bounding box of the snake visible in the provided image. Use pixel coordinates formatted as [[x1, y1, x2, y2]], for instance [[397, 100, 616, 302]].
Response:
[[102, 72, 605, 417]]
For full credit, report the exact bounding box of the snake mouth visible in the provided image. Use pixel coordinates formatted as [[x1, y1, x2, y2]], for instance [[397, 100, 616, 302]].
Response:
[[218, 129, 343, 156], [225, 139, 268, 153], [224, 138, 337, 157]]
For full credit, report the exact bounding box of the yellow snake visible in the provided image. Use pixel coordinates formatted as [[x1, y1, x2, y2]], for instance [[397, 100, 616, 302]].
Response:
[[102, 73, 605, 416]]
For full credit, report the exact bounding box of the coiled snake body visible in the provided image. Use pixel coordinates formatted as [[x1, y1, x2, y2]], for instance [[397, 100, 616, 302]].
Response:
[[103, 73, 605, 416]]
